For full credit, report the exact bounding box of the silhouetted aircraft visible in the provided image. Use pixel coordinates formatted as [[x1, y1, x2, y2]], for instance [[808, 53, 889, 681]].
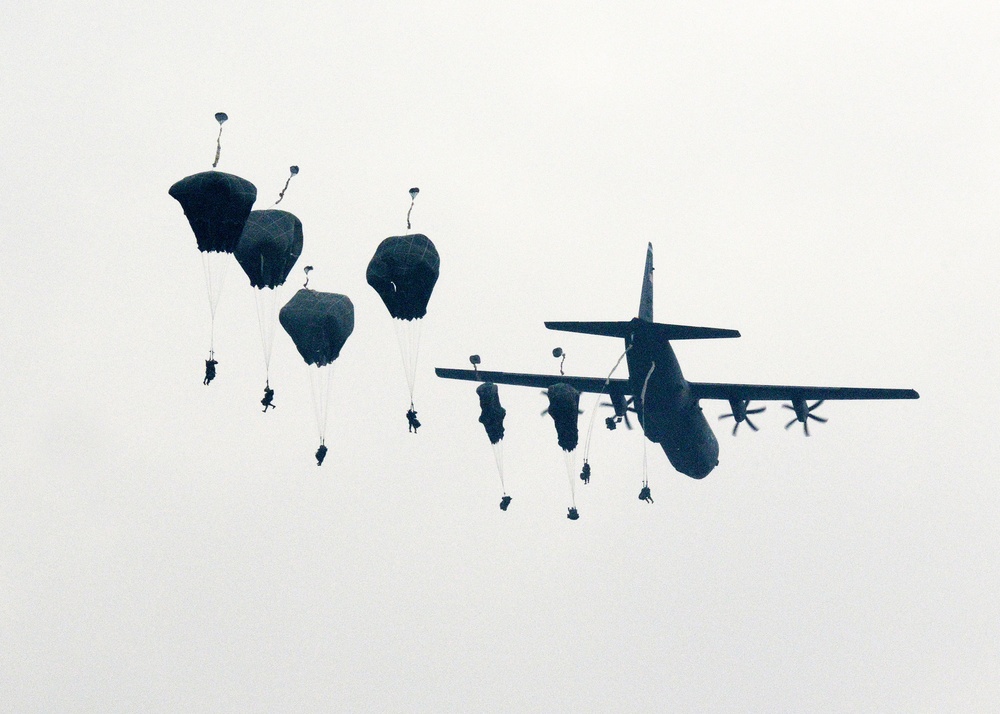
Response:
[[436, 244, 919, 479]]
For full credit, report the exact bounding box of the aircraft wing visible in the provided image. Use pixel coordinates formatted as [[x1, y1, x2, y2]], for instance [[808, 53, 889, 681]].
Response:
[[688, 381, 919, 402], [435, 368, 629, 394]]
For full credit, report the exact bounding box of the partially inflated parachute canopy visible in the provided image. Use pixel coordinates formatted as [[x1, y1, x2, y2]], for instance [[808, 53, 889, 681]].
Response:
[[545, 382, 581, 452], [279, 289, 355, 367], [169, 171, 257, 253], [366, 234, 440, 320], [477, 382, 507, 445], [234, 210, 303, 288]]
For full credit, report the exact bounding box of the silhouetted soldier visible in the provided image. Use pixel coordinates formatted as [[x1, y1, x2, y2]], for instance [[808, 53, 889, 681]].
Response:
[[204, 358, 218, 385], [261, 386, 275, 412], [567, 507, 580, 520], [406, 408, 421, 433], [500, 495, 512, 511], [315, 443, 328, 466], [580, 462, 591, 484], [639, 485, 653, 503]]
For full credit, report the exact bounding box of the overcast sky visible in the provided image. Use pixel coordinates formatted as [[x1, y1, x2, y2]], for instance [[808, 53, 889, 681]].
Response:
[[2, 2, 998, 711]]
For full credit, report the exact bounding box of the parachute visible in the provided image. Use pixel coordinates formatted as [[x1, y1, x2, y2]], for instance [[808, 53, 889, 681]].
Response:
[[477, 382, 509, 506], [169, 171, 257, 254], [366, 232, 440, 418], [366, 233, 439, 321], [275, 165, 299, 206], [279, 289, 354, 461], [169, 170, 257, 364], [545, 382, 582, 516], [235, 209, 303, 289], [235, 209, 303, 389], [212, 113, 228, 167], [477, 382, 506, 445], [545, 382, 581, 452], [279, 288, 354, 367]]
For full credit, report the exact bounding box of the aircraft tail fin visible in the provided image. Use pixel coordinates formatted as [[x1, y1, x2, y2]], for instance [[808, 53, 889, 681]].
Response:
[[545, 245, 741, 341], [638, 242, 654, 322]]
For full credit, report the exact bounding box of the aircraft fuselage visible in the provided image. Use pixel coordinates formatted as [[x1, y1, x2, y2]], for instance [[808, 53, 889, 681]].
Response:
[[624, 319, 719, 478]]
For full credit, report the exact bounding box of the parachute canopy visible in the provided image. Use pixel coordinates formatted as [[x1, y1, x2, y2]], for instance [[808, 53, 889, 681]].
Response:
[[546, 382, 581, 452], [169, 171, 257, 253], [279, 289, 354, 367], [477, 382, 507, 445], [234, 209, 304, 288], [366, 234, 440, 320]]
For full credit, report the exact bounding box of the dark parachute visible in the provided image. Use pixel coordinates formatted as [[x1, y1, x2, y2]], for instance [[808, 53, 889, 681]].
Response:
[[234, 209, 303, 288], [476, 380, 509, 507], [477, 382, 506, 445], [236, 209, 304, 392], [545, 383, 581, 452], [280, 288, 354, 461], [279, 289, 354, 366], [170, 169, 257, 376], [546, 382, 582, 517], [366, 234, 440, 320], [168, 171, 257, 253], [367, 232, 440, 419]]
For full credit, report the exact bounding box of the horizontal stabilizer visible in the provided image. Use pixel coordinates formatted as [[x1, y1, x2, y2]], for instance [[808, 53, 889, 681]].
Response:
[[545, 319, 740, 341], [544, 321, 633, 338]]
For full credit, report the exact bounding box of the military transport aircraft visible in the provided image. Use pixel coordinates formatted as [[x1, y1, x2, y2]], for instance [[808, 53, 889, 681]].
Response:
[[436, 244, 918, 479]]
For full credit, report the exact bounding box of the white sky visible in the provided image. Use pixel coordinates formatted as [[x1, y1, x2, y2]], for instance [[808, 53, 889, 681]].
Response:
[[2, 1, 998, 711]]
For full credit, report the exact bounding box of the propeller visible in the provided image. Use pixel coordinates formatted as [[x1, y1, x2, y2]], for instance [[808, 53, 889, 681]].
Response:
[[783, 399, 827, 436], [719, 399, 766, 435]]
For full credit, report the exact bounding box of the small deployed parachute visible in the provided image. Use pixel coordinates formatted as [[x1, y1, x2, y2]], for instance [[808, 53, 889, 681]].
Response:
[[279, 288, 355, 462], [213, 112, 228, 167], [407, 187, 420, 228], [235, 209, 303, 393], [552, 347, 567, 375], [275, 165, 299, 206], [169, 169, 257, 369]]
